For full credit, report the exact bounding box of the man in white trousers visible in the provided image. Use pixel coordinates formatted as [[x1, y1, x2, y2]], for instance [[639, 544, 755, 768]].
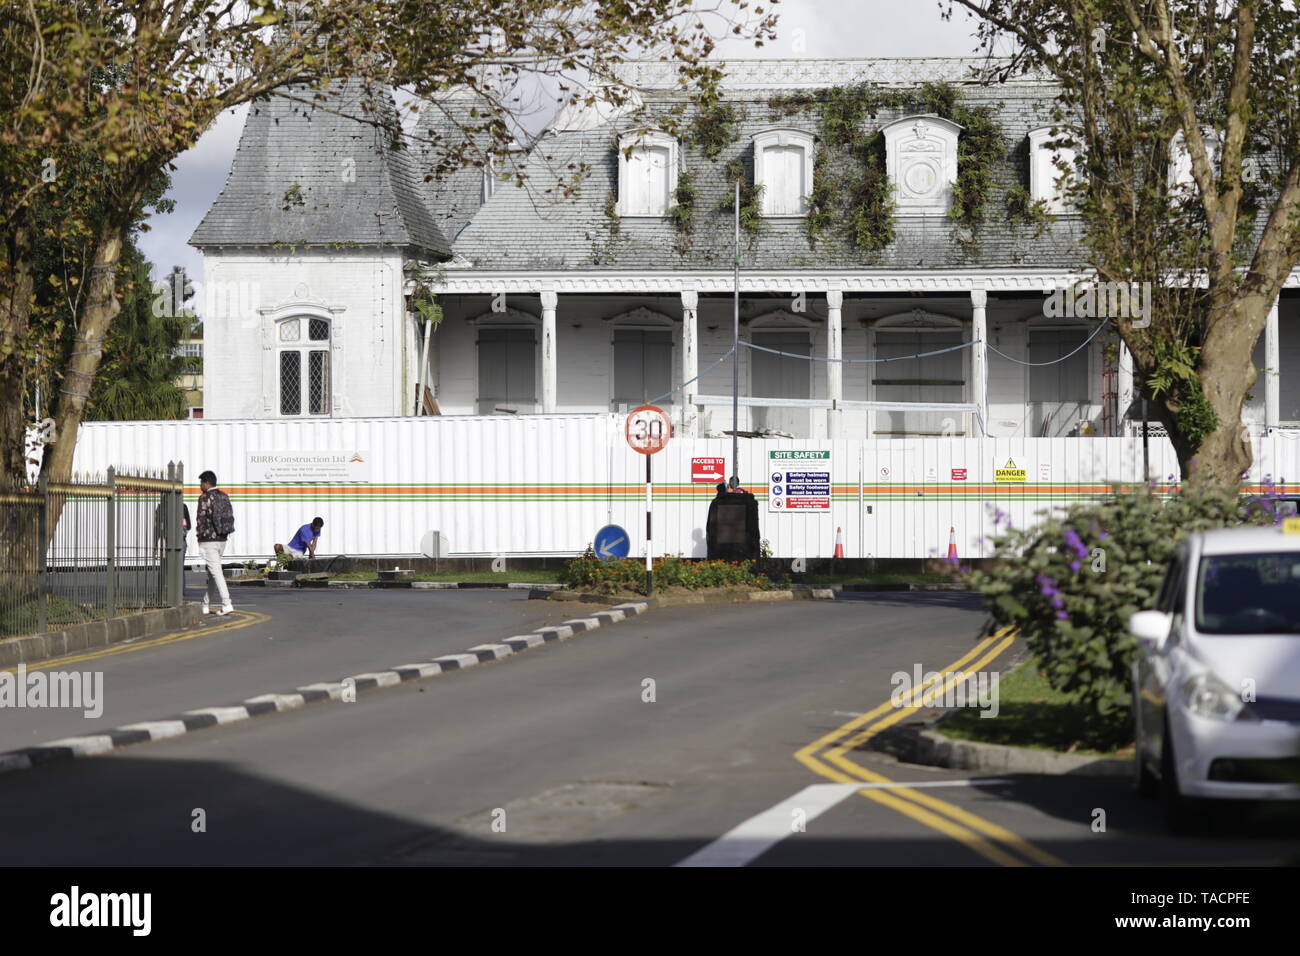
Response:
[[194, 469, 235, 615]]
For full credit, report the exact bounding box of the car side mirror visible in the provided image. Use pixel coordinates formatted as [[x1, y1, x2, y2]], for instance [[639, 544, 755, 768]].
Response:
[[1129, 609, 1173, 649]]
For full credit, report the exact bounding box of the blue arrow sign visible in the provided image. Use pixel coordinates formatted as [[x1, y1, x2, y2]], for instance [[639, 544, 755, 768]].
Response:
[[594, 524, 630, 561]]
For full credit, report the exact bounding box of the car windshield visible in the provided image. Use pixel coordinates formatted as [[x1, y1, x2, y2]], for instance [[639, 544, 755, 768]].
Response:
[[1196, 551, 1300, 634]]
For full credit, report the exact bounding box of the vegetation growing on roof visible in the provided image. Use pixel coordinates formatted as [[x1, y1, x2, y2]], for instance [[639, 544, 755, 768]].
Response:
[[689, 102, 740, 160], [669, 170, 697, 254], [716, 158, 765, 242], [590, 194, 629, 265], [280, 182, 306, 211], [1004, 183, 1051, 238], [767, 81, 1010, 255]]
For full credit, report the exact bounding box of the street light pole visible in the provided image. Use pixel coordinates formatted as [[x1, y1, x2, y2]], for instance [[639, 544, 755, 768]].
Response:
[[732, 178, 740, 485]]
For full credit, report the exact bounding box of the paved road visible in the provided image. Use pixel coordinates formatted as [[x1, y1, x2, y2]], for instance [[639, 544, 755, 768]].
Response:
[[0, 583, 593, 753], [2, 591, 1297, 866]]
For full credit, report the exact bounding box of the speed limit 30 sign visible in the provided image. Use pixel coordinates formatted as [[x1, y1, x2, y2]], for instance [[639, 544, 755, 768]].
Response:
[[625, 404, 672, 597], [625, 404, 672, 455]]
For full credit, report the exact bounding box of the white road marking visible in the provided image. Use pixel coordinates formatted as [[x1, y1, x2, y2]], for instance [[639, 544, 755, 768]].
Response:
[[675, 784, 861, 867], [674, 779, 1014, 868]]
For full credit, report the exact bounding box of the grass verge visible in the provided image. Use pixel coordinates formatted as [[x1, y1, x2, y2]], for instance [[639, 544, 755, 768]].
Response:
[[938, 656, 1133, 757], [1, 594, 101, 638]]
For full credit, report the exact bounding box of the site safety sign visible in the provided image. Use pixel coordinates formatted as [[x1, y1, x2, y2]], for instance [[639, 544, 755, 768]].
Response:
[[768, 449, 832, 512]]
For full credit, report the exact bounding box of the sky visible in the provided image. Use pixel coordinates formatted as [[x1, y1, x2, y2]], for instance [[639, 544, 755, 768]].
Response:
[[136, 0, 989, 294]]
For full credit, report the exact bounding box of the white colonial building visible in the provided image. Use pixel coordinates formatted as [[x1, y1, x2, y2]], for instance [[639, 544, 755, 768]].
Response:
[[191, 58, 1300, 440]]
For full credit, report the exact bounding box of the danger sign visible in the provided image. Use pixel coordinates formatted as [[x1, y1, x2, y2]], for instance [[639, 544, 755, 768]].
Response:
[[951, 468, 967, 481], [994, 458, 1027, 483], [691, 457, 726, 483]]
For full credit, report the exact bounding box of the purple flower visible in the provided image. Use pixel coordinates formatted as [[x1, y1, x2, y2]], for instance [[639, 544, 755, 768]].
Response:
[[1069, 560, 1081, 573], [1036, 573, 1060, 600], [1056, 610, 1069, 620], [1063, 527, 1089, 560]]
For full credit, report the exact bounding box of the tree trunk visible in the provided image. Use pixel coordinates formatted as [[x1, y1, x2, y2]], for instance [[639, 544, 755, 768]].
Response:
[[42, 224, 125, 486], [1184, 297, 1268, 485], [1184, 415, 1253, 485], [0, 225, 35, 486]]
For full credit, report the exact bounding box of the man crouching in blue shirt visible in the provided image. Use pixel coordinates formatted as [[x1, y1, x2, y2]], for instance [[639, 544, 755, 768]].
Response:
[[276, 516, 324, 560]]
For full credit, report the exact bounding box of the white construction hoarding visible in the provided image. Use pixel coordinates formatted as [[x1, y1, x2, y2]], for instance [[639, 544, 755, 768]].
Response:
[[68, 415, 1300, 561]]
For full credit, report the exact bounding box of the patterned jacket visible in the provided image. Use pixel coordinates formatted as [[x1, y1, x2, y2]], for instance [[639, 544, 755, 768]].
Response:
[[196, 488, 235, 542]]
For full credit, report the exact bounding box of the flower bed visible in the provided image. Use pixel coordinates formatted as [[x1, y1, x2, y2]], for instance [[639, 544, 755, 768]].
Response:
[[560, 550, 779, 595]]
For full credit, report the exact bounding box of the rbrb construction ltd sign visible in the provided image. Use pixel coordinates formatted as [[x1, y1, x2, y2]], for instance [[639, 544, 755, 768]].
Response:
[[768, 450, 832, 512], [247, 451, 371, 482]]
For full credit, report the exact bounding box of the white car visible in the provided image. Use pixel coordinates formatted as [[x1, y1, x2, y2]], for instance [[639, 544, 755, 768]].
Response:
[[1130, 525, 1300, 832]]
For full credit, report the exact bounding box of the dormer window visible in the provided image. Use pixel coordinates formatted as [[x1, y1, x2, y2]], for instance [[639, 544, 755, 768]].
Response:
[[882, 116, 962, 216], [617, 131, 678, 217], [752, 128, 815, 216], [1027, 127, 1078, 214]]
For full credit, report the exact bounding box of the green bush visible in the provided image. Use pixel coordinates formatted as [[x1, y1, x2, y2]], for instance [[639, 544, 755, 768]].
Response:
[[561, 548, 777, 594], [964, 481, 1273, 747]]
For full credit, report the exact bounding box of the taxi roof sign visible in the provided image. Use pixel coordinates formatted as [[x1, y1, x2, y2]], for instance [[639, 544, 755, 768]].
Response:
[[1282, 517, 1300, 535]]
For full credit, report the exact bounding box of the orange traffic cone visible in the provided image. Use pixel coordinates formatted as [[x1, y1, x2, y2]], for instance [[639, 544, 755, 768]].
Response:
[[834, 527, 845, 559], [947, 526, 958, 561]]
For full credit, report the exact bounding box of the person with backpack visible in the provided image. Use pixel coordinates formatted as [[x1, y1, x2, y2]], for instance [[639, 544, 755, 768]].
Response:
[[195, 469, 236, 616]]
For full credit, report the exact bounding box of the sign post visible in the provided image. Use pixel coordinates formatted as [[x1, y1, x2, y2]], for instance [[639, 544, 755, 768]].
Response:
[[625, 405, 672, 595]]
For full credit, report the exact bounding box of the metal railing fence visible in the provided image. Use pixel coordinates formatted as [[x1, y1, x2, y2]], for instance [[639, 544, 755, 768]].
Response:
[[0, 463, 185, 637]]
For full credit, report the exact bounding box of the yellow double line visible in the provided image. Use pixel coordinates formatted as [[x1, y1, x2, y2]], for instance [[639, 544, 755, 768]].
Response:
[[795, 626, 1064, 867], [2, 610, 269, 674]]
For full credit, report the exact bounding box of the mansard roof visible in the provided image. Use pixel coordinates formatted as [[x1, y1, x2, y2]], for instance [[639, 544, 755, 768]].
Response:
[[452, 57, 1087, 273], [189, 80, 452, 256], [409, 90, 503, 245], [191, 59, 1092, 272]]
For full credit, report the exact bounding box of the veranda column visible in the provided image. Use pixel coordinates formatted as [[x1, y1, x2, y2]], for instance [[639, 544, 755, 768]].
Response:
[[1117, 338, 1134, 436], [826, 289, 844, 439], [541, 289, 557, 413], [970, 288, 988, 437], [1265, 297, 1280, 432], [681, 290, 699, 436]]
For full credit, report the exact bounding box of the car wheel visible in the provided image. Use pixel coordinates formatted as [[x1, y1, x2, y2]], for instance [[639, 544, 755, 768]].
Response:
[[1160, 715, 1205, 834], [1133, 687, 1158, 799]]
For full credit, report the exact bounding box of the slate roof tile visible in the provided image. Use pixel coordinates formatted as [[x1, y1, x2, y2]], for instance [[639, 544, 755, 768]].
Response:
[[453, 79, 1091, 272], [190, 80, 451, 256]]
